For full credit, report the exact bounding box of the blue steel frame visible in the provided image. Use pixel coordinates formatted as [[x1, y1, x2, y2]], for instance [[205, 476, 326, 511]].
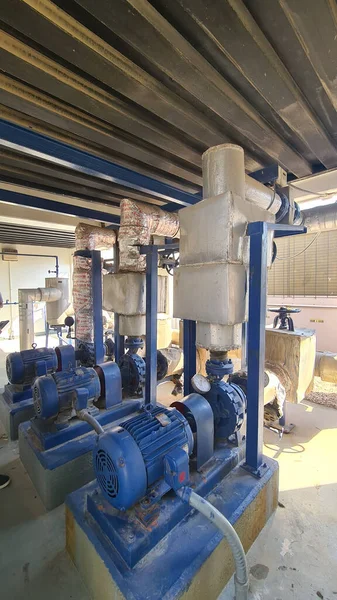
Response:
[[0, 120, 201, 212], [114, 315, 125, 364], [0, 188, 121, 226], [183, 320, 196, 396], [3, 118, 309, 474], [113, 244, 125, 364], [140, 242, 179, 407], [143, 246, 159, 407], [249, 164, 281, 185], [244, 222, 306, 477]]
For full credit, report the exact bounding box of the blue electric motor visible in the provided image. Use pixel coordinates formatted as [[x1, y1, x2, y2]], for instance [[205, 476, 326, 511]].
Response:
[[94, 406, 193, 510], [33, 366, 100, 421], [6, 345, 75, 386]]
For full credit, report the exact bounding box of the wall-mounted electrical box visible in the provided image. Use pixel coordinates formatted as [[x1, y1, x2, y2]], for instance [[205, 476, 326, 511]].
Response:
[[1, 248, 18, 261]]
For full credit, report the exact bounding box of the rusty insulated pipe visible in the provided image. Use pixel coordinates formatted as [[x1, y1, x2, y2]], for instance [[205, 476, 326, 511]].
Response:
[[73, 224, 116, 345], [118, 199, 179, 272]]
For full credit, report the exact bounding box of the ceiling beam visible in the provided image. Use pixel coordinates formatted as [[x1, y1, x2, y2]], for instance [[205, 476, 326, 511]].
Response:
[[0, 119, 202, 209]]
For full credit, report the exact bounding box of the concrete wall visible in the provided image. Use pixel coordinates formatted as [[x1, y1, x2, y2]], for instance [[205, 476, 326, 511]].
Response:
[[0, 244, 73, 340], [267, 296, 337, 353]]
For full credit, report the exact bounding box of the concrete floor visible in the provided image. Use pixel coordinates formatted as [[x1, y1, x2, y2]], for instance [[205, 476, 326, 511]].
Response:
[[0, 340, 337, 600]]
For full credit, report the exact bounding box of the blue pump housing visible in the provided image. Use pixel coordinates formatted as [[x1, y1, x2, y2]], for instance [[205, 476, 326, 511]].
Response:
[[94, 406, 193, 511], [33, 367, 100, 421], [204, 381, 246, 440]]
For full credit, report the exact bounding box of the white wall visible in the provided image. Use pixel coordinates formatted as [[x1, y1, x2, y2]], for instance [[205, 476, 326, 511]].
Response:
[[267, 296, 337, 353], [0, 244, 73, 340]]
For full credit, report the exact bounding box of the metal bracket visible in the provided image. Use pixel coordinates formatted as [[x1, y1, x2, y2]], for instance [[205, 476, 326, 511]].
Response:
[[242, 461, 270, 480], [249, 164, 287, 187]]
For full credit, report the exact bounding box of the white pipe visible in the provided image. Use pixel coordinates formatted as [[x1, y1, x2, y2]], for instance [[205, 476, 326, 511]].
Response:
[[19, 287, 62, 350], [19, 287, 62, 304], [202, 143, 282, 216], [315, 351, 337, 383], [303, 203, 337, 232], [245, 174, 282, 215], [177, 487, 248, 600]]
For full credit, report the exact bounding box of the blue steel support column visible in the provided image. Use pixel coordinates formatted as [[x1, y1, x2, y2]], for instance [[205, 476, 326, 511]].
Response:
[[244, 222, 269, 477], [91, 250, 105, 366], [114, 315, 124, 364], [183, 320, 197, 396], [113, 244, 124, 363], [143, 246, 158, 407], [243, 222, 306, 474]]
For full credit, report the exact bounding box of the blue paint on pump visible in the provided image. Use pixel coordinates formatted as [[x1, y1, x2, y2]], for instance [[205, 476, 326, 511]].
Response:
[[19, 399, 143, 466], [93, 406, 193, 510], [66, 455, 278, 598], [6, 348, 58, 387]]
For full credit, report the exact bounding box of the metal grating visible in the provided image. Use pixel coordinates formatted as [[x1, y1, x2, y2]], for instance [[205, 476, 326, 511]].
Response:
[[268, 230, 337, 297], [0, 223, 75, 248], [0, 0, 337, 210]]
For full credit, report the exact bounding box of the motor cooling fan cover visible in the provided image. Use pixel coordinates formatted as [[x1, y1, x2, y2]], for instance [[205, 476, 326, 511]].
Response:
[[93, 428, 147, 511]]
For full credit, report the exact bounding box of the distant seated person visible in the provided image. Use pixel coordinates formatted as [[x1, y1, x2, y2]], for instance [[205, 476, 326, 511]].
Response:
[[0, 290, 11, 489], [0, 292, 10, 336]]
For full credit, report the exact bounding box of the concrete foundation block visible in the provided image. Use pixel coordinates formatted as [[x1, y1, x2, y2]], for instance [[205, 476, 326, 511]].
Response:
[[0, 393, 34, 440], [18, 400, 142, 510], [19, 424, 95, 510], [66, 457, 278, 600]]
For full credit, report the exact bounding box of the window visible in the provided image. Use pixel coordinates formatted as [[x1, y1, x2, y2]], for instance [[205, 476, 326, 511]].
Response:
[[268, 230, 337, 297]]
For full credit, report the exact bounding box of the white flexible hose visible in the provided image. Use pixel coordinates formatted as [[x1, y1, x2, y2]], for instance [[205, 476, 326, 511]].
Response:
[[178, 488, 249, 600], [77, 410, 104, 435]]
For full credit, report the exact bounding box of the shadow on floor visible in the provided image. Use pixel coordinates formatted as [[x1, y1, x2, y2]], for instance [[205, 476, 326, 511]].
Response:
[[264, 400, 336, 460]]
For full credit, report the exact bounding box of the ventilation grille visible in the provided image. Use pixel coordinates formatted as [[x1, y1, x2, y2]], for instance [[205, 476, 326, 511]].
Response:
[[95, 449, 119, 499], [269, 230, 337, 297], [0, 223, 75, 248]]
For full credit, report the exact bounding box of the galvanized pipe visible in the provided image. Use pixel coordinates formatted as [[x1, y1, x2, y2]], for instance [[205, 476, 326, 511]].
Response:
[[303, 203, 337, 232]]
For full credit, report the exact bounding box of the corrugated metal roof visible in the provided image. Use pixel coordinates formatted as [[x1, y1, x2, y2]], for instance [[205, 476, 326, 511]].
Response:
[[1, 0, 337, 210]]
